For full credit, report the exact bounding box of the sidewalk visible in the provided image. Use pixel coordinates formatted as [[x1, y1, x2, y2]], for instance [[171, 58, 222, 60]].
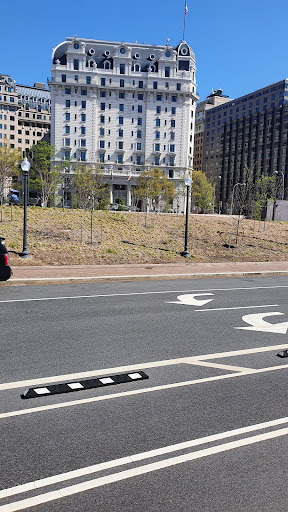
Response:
[[1, 261, 288, 286]]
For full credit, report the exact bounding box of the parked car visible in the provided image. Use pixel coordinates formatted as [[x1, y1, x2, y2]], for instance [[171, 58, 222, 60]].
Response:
[[0, 238, 12, 281]]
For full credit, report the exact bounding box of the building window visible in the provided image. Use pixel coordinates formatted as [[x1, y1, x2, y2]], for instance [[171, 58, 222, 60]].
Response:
[[100, 115, 105, 123], [81, 89, 87, 96], [118, 154, 123, 164], [100, 128, 104, 136], [153, 81, 158, 90], [138, 105, 142, 113], [100, 140, 105, 148], [119, 92, 125, 99], [101, 78, 106, 86], [119, 116, 123, 124], [155, 143, 160, 151], [172, 96, 177, 102], [118, 141, 123, 149], [62, 75, 66, 82], [81, 114, 86, 122], [81, 139, 86, 147], [81, 126, 86, 135], [137, 143, 141, 150], [65, 113, 70, 121], [65, 126, 70, 134], [65, 138, 70, 146], [165, 67, 170, 78], [119, 104, 124, 112], [80, 152, 86, 162], [170, 144, 175, 152], [81, 101, 86, 108], [120, 79, 125, 88], [171, 107, 176, 115], [120, 64, 125, 74], [155, 156, 160, 165], [156, 118, 160, 127], [169, 156, 174, 166], [156, 106, 161, 114], [171, 120, 175, 127], [170, 132, 175, 140], [138, 81, 143, 89], [64, 151, 70, 160], [155, 131, 160, 139], [65, 88, 71, 95], [86, 76, 91, 84], [136, 155, 141, 165], [101, 103, 105, 111], [137, 130, 142, 138], [74, 59, 79, 70], [99, 153, 104, 162], [119, 129, 123, 137], [137, 118, 142, 126], [100, 91, 106, 98], [169, 169, 174, 178], [176, 83, 181, 91]]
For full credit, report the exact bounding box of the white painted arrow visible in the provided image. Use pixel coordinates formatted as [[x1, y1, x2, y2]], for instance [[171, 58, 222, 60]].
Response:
[[235, 312, 288, 334], [168, 293, 214, 307]]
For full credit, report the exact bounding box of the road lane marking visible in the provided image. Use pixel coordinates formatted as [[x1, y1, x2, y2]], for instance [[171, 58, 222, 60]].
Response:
[[2, 414, 288, 500], [195, 304, 279, 312], [0, 284, 288, 304], [2, 363, 288, 420], [168, 293, 214, 306], [2, 426, 288, 511], [188, 361, 252, 372], [1, 343, 288, 391], [235, 312, 288, 334]]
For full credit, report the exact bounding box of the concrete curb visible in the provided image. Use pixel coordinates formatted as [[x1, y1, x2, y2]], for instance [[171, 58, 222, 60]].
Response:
[[2, 270, 288, 286]]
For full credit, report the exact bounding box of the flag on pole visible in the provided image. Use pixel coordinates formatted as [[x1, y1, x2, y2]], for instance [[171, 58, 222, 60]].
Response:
[[185, 2, 188, 15]]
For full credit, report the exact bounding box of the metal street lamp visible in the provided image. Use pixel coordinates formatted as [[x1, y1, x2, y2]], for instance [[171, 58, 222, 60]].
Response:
[[19, 157, 30, 258], [274, 171, 285, 200], [181, 175, 192, 258], [231, 182, 246, 216], [213, 175, 221, 214]]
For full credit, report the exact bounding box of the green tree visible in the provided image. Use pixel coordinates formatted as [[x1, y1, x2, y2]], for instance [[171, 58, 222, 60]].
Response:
[[73, 165, 109, 209], [191, 170, 214, 212], [135, 168, 174, 211], [0, 145, 21, 206], [30, 141, 61, 207]]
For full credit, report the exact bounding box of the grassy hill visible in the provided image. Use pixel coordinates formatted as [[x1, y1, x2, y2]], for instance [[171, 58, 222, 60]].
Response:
[[0, 205, 288, 266]]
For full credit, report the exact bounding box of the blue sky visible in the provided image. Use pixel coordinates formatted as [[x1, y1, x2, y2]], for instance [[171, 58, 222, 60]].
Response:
[[2, 0, 287, 101]]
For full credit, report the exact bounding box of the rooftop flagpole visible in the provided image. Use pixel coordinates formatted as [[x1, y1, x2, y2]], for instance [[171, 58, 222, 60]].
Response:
[[183, 1, 188, 40]]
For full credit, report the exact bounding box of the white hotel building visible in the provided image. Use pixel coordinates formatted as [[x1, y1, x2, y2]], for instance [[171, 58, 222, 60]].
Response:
[[49, 36, 198, 209]]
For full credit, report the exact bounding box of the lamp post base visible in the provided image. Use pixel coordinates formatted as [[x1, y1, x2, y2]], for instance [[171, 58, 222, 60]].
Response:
[[180, 250, 191, 258], [19, 250, 30, 258]]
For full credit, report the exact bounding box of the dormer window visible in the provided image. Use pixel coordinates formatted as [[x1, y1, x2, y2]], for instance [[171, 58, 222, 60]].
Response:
[[74, 43, 79, 49], [120, 47, 126, 54]]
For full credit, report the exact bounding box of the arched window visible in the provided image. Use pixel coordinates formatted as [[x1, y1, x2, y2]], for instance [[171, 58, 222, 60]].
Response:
[[134, 64, 140, 72], [104, 60, 111, 69]]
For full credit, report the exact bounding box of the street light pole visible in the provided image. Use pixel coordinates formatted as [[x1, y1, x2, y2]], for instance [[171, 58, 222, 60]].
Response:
[[274, 171, 285, 200], [181, 175, 192, 258], [19, 157, 30, 258]]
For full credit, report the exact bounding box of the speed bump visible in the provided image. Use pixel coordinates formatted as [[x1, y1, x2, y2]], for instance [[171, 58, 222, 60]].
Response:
[[21, 371, 148, 399]]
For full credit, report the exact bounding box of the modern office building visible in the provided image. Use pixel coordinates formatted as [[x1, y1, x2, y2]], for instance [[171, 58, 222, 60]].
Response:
[[203, 79, 288, 211], [193, 89, 231, 171], [0, 74, 51, 155], [49, 36, 198, 208]]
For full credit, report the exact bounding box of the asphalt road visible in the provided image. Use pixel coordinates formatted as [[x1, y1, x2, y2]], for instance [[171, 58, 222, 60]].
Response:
[[1, 275, 288, 511]]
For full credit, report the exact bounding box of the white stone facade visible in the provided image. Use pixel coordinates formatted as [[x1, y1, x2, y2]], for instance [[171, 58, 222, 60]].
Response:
[[49, 37, 198, 209]]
